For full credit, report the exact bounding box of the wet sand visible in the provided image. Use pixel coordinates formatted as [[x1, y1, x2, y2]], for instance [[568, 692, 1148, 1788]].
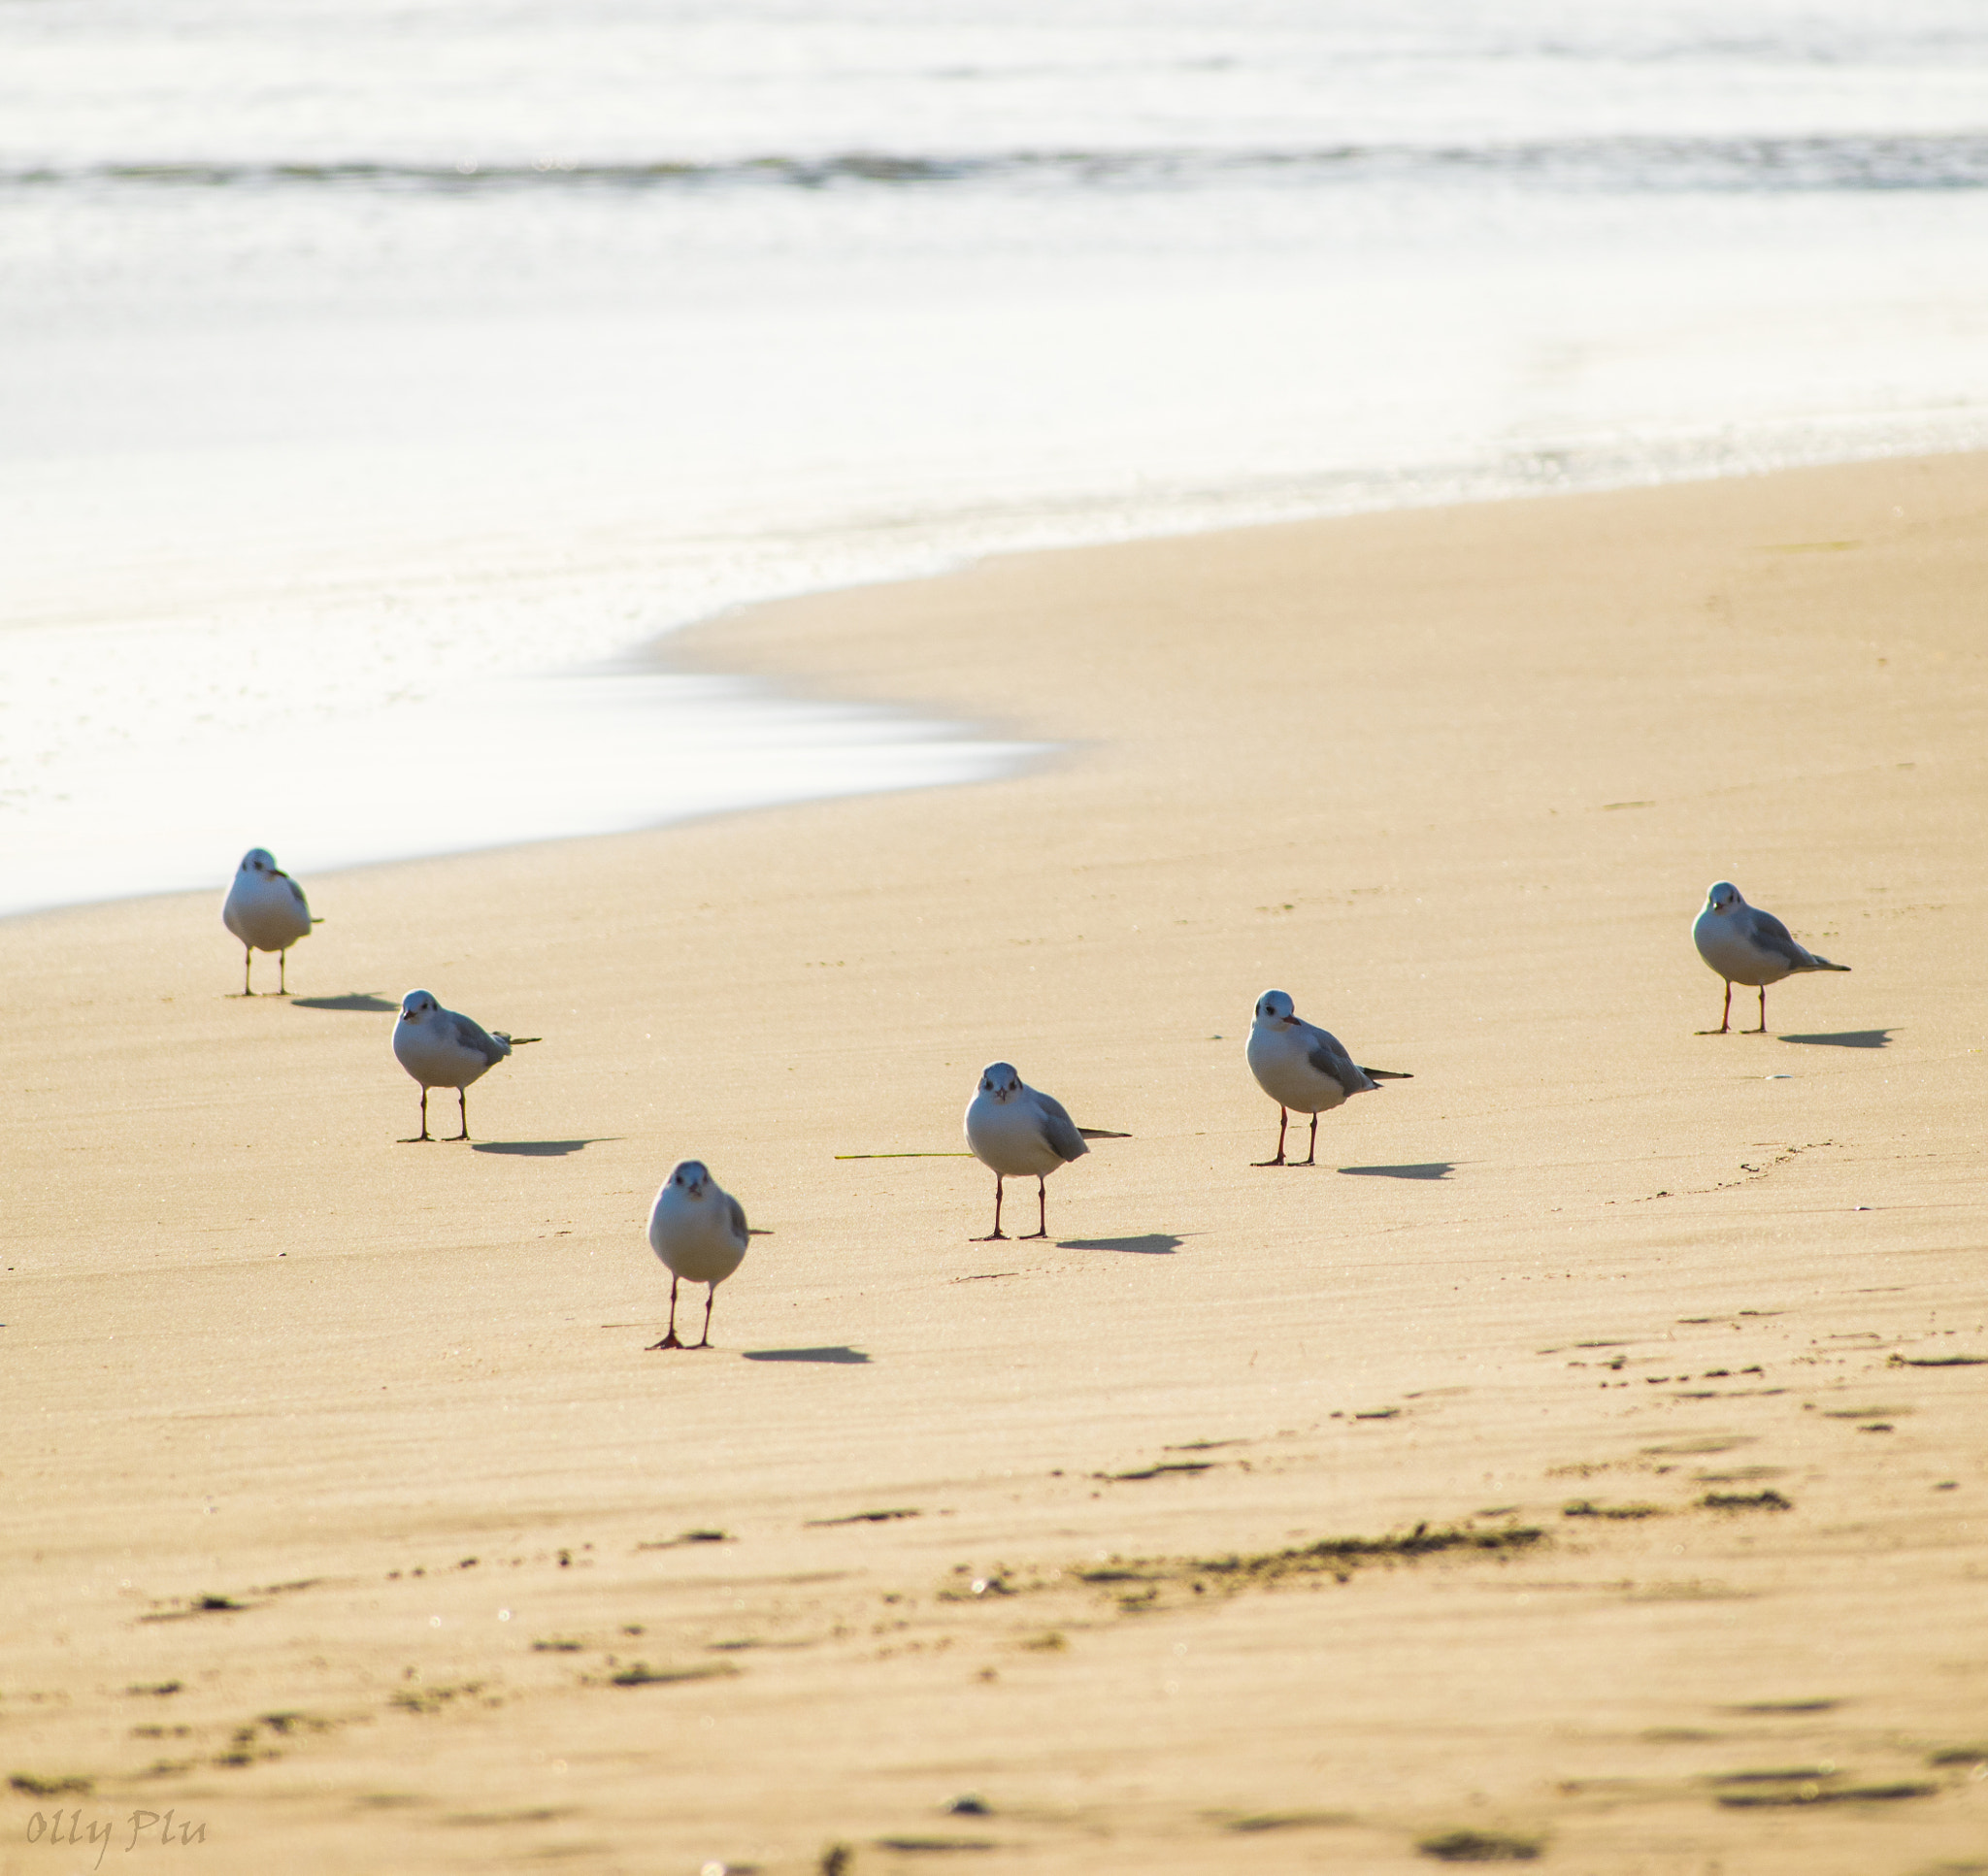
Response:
[[2, 455, 1985, 1873]]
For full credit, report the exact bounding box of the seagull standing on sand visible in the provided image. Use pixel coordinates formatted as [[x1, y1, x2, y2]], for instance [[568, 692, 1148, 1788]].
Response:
[[1245, 990, 1410, 1167], [222, 848, 318, 996], [1692, 881, 1849, 1034], [963, 1062, 1097, 1240], [646, 1160, 749, 1350], [391, 990, 539, 1141]]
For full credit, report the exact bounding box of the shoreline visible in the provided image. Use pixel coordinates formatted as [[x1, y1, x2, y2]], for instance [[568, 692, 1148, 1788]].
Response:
[[9, 423, 1988, 925], [3, 452, 1985, 1872]]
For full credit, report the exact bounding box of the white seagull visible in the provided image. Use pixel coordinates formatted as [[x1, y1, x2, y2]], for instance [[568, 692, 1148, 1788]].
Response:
[[1692, 881, 1849, 1034], [1245, 990, 1411, 1167], [646, 1160, 749, 1350], [222, 848, 318, 996], [391, 990, 539, 1141], [963, 1062, 1104, 1241]]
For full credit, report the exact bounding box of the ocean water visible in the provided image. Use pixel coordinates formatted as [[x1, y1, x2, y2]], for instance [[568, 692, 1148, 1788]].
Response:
[[4, 0, 1986, 915]]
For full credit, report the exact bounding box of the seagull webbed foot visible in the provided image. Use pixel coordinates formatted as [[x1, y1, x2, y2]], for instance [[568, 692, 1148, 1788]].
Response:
[[647, 1332, 685, 1351]]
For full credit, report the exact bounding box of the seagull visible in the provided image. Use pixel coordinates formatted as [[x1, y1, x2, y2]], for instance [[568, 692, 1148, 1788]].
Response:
[[1245, 990, 1411, 1167], [963, 1062, 1102, 1240], [646, 1160, 749, 1350], [222, 848, 319, 996], [391, 990, 539, 1140], [1693, 881, 1849, 1034]]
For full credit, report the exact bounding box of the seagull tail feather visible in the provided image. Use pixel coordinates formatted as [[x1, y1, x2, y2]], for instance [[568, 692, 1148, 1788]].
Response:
[[1361, 1068, 1413, 1080]]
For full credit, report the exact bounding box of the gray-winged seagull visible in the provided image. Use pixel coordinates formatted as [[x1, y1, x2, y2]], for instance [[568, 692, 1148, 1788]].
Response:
[[963, 1062, 1106, 1241], [222, 847, 319, 996], [1245, 990, 1410, 1167], [392, 990, 539, 1140], [1692, 881, 1849, 1034], [646, 1160, 748, 1350]]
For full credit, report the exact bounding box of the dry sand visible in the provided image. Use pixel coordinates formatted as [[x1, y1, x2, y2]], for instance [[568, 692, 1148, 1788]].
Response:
[[3, 455, 1985, 1874]]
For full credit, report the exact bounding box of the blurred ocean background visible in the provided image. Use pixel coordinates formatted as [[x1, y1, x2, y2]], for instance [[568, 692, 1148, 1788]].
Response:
[[4, 0, 1986, 913]]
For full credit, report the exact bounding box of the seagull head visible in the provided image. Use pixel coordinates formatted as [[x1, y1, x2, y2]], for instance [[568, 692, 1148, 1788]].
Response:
[[240, 847, 279, 877], [1254, 989, 1297, 1027], [399, 990, 440, 1024], [1705, 881, 1742, 916], [977, 1062, 1022, 1103], [669, 1160, 712, 1201]]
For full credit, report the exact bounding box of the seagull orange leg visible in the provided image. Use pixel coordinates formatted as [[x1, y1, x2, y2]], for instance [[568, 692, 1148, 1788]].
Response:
[[1300, 1111, 1319, 1168], [974, 1175, 1008, 1241], [1752, 985, 1769, 1034], [1699, 981, 1733, 1036], [1020, 1175, 1048, 1240], [402, 1087, 434, 1143], [1254, 1106, 1289, 1167], [649, 1276, 686, 1350]]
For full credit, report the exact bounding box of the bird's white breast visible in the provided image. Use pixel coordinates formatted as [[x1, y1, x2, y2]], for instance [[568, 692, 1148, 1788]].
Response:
[[647, 1187, 747, 1285], [1692, 909, 1789, 987], [223, 873, 312, 952], [1246, 1022, 1351, 1114], [965, 1093, 1068, 1177], [392, 1016, 495, 1090]]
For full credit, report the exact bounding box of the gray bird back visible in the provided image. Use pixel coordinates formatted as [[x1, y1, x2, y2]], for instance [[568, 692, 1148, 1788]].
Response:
[[1744, 906, 1813, 968], [725, 1193, 749, 1246], [448, 1011, 511, 1065], [1303, 1024, 1367, 1095], [1031, 1088, 1089, 1163]]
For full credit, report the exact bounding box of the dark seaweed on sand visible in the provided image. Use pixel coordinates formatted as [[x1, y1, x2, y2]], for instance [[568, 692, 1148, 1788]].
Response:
[[1076, 1523, 1545, 1596], [1417, 1827, 1543, 1861]]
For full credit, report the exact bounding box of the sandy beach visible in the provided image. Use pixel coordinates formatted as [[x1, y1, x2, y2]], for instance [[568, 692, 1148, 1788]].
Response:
[[3, 455, 1985, 1873]]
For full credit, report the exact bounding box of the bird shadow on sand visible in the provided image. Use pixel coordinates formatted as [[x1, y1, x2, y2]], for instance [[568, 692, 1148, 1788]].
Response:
[[1339, 1162, 1454, 1180], [1779, 1030, 1893, 1049], [290, 992, 401, 1012], [471, 1138, 617, 1158], [743, 1346, 871, 1365], [1059, 1234, 1183, 1255]]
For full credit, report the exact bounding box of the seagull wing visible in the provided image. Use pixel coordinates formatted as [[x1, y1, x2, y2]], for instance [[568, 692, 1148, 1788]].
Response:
[[1742, 906, 1814, 968], [1301, 1022, 1372, 1096], [725, 1193, 749, 1247], [281, 873, 309, 910], [447, 1010, 512, 1065], [1029, 1087, 1090, 1163]]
